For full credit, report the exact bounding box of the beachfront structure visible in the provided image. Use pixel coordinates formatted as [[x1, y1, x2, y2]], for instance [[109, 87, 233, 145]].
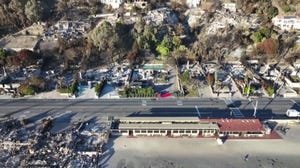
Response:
[[202, 119, 267, 137], [272, 16, 300, 31], [112, 117, 219, 137], [111, 117, 268, 138]]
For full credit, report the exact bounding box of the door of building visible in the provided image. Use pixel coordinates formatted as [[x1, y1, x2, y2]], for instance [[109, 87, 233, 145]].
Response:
[[167, 130, 171, 136], [129, 130, 133, 136]]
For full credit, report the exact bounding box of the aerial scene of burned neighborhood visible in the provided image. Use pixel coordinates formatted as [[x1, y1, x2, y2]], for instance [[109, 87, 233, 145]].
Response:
[[1, 0, 300, 167]]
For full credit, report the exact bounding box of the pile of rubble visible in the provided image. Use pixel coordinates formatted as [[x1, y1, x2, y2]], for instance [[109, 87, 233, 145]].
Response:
[[206, 10, 261, 34], [0, 116, 109, 167], [144, 7, 179, 26]]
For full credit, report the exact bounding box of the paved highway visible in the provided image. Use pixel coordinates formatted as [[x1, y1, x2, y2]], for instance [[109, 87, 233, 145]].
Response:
[[1, 98, 300, 120]]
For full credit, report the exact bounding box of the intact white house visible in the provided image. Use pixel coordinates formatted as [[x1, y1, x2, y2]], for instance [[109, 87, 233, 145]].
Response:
[[101, 0, 123, 9], [272, 15, 300, 31], [186, 0, 201, 8], [223, 2, 236, 12]]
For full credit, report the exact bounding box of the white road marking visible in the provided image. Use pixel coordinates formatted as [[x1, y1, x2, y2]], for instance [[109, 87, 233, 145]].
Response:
[[230, 108, 244, 118], [177, 100, 183, 106], [195, 106, 201, 118], [290, 99, 300, 107], [142, 100, 147, 106]]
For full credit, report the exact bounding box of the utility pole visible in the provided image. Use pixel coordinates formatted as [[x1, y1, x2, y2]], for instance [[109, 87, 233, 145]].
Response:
[[249, 98, 258, 117]]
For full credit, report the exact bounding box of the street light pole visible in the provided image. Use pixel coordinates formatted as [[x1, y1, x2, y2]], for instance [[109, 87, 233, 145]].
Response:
[[249, 98, 258, 118], [253, 100, 258, 118]]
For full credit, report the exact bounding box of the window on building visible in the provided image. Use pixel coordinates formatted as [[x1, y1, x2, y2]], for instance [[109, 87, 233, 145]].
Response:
[[179, 130, 184, 133], [192, 130, 197, 133], [141, 130, 146, 133], [154, 130, 159, 133], [173, 130, 178, 133], [160, 130, 166, 133], [185, 130, 191, 133], [121, 130, 128, 133], [148, 130, 153, 133], [135, 130, 140, 133]]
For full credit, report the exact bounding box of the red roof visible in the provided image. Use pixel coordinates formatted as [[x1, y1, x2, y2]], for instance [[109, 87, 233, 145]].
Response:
[[200, 119, 265, 132]]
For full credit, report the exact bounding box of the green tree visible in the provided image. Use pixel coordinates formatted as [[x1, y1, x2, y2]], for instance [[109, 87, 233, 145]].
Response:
[[156, 34, 180, 58], [161, 34, 173, 49], [156, 45, 169, 57], [18, 84, 35, 95], [251, 28, 271, 43], [282, 5, 291, 13], [136, 25, 158, 50], [268, 6, 278, 18], [0, 48, 6, 60], [172, 36, 181, 49], [267, 87, 274, 96], [70, 81, 78, 95], [89, 21, 114, 51], [95, 82, 105, 95], [181, 71, 190, 82], [25, 0, 42, 23], [28, 77, 46, 92]]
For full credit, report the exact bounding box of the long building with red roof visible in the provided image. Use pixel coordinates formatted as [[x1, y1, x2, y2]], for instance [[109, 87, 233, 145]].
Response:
[[200, 118, 267, 137], [112, 117, 274, 138]]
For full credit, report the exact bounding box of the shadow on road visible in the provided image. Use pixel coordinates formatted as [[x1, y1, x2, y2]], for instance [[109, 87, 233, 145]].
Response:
[[125, 107, 288, 120], [51, 111, 76, 134], [26, 109, 53, 123], [99, 136, 118, 168], [0, 103, 40, 118]]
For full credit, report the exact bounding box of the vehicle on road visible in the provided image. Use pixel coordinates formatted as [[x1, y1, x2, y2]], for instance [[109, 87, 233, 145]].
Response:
[[286, 109, 300, 117], [156, 91, 172, 98]]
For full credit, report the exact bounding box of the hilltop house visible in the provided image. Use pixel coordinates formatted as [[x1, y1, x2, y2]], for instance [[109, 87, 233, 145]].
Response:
[[223, 2, 236, 12], [272, 16, 300, 31], [186, 0, 201, 8], [101, 0, 124, 9]]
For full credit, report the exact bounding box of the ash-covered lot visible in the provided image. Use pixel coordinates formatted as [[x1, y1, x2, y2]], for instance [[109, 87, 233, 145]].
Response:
[[103, 125, 300, 168], [0, 112, 110, 167]]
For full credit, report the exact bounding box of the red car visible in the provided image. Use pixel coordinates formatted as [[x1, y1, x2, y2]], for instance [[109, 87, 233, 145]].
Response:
[[160, 92, 172, 98]]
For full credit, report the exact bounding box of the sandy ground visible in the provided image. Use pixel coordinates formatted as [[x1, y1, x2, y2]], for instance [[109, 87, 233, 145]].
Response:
[[102, 126, 300, 168], [77, 86, 98, 99], [29, 90, 69, 99], [100, 84, 120, 99]]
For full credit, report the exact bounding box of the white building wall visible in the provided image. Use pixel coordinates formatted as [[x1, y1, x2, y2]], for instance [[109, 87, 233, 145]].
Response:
[[101, 0, 124, 9], [186, 0, 201, 8], [272, 16, 300, 30], [285, 77, 300, 88], [223, 3, 236, 12]]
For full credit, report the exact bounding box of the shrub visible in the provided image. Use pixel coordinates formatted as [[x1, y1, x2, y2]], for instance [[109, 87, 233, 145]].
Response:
[[19, 85, 35, 95], [268, 6, 278, 18], [57, 88, 71, 93], [282, 5, 291, 13], [95, 83, 103, 95], [125, 87, 155, 97], [181, 71, 190, 83], [267, 87, 274, 96], [70, 81, 79, 95]]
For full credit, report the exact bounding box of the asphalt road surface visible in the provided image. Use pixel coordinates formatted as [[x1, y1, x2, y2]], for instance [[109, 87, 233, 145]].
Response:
[[1, 98, 300, 120]]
